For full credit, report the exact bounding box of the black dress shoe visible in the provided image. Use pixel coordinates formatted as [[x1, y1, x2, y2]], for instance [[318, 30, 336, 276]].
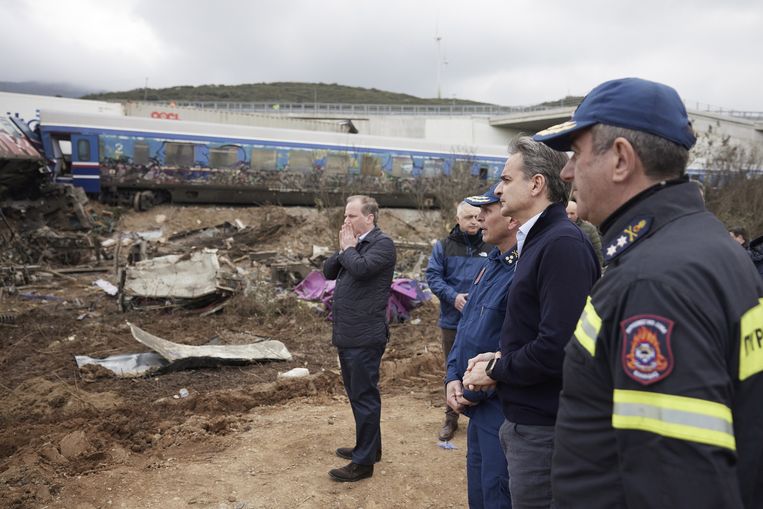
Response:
[[329, 462, 374, 482], [336, 447, 382, 463]]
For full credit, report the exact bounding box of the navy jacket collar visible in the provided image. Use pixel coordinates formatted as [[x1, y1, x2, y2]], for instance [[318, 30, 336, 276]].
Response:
[[359, 226, 382, 244], [488, 245, 519, 267], [523, 202, 568, 249], [600, 178, 703, 264]]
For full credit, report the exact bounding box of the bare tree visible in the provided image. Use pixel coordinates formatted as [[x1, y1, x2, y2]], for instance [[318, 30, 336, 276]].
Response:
[[417, 149, 492, 222], [692, 124, 763, 237]]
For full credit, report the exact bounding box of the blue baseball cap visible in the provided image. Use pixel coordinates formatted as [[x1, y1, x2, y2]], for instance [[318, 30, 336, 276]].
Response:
[[533, 78, 696, 151], [464, 183, 500, 206]]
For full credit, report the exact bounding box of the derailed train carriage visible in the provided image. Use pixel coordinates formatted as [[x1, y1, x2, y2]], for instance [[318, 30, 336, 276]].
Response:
[[0, 115, 47, 200], [36, 110, 508, 209]]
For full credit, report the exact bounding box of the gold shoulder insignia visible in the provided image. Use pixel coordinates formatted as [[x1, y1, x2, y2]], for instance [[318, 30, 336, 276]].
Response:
[[603, 215, 653, 264]]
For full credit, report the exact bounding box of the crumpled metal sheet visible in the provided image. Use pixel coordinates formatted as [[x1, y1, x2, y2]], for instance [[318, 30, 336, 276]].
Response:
[[74, 352, 169, 377], [122, 251, 224, 299], [127, 322, 293, 363], [75, 323, 293, 378]]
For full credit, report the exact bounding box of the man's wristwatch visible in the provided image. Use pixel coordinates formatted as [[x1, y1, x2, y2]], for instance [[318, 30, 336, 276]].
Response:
[[485, 357, 498, 380]]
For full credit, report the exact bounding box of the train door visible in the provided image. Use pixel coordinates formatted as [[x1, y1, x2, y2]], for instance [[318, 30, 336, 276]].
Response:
[[70, 134, 100, 194]]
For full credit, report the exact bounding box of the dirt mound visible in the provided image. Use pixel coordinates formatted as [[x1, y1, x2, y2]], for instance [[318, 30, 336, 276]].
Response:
[[184, 371, 343, 414], [2, 377, 122, 421]]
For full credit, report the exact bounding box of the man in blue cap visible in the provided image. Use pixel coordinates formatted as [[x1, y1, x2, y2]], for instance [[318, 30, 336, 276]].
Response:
[[427, 200, 491, 441], [534, 77, 763, 508], [445, 183, 518, 509]]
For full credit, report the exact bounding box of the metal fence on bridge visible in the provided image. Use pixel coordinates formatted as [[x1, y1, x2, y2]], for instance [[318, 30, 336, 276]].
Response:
[[163, 101, 571, 116], [142, 100, 762, 121]]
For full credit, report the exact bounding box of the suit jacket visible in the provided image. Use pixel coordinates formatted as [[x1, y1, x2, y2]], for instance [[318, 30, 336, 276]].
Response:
[[323, 227, 396, 348]]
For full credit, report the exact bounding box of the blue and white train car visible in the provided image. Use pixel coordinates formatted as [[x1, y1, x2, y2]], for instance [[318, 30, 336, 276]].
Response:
[[37, 110, 508, 209]]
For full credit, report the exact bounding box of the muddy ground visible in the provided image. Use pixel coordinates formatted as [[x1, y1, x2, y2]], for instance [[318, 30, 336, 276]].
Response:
[[0, 204, 470, 508]]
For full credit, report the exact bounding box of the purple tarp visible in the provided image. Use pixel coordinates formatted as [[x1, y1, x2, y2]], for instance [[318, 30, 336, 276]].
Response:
[[293, 271, 429, 323]]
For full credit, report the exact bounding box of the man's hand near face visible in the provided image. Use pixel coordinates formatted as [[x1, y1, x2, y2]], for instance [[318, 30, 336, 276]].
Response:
[[339, 222, 358, 251]]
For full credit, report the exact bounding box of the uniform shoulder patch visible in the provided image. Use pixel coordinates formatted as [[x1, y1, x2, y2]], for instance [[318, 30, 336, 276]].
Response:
[[620, 314, 674, 385], [503, 249, 518, 266], [604, 215, 652, 264]]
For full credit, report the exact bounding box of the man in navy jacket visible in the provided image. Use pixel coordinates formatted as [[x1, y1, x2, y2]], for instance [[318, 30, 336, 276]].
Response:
[[446, 183, 519, 509], [427, 201, 491, 440], [324, 195, 396, 482], [464, 137, 600, 508], [535, 77, 763, 508]]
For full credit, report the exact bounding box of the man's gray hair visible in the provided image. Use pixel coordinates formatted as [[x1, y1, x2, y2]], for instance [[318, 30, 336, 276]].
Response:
[[347, 195, 380, 225], [510, 136, 570, 204], [456, 201, 476, 218], [590, 124, 689, 180]]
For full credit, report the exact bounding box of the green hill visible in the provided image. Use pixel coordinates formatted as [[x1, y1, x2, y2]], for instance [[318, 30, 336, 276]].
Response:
[[538, 95, 584, 108], [83, 82, 490, 105]]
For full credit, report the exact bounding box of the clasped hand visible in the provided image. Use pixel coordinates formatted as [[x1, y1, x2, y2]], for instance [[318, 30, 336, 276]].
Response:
[[462, 351, 499, 391], [445, 380, 477, 413]]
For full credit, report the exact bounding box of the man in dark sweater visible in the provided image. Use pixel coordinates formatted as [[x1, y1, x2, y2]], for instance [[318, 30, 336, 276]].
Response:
[[324, 195, 396, 482], [463, 137, 600, 508]]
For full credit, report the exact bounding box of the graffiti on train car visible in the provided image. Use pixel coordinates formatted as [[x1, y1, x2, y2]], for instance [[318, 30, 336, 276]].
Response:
[[150, 111, 181, 120], [96, 133, 488, 200]]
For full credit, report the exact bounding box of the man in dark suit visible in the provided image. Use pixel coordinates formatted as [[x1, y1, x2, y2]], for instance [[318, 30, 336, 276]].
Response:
[[324, 195, 396, 482]]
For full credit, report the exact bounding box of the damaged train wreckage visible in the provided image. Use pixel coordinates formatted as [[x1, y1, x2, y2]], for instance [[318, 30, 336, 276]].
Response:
[[1, 109, 431, 386]]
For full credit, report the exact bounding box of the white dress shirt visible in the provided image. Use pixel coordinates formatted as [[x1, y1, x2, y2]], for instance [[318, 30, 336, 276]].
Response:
[[517, 211, 543, 256]]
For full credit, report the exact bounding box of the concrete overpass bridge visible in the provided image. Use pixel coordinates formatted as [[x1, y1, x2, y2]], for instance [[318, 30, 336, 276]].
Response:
[[130, 100, 762, 148]]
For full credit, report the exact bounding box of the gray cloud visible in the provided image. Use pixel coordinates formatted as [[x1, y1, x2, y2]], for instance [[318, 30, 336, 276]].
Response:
[[2, 0, 761, 110]]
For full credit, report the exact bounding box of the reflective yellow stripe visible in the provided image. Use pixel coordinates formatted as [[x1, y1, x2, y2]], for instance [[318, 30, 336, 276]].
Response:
[[614, 390, 733, 422], [574, 296, 601, 356], [739, 298, 763, 381], [612, 389, 735, 451]]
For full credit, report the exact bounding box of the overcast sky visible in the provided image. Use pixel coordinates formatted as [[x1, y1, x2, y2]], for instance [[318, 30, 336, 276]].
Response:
[[2, 0, 761, 110]]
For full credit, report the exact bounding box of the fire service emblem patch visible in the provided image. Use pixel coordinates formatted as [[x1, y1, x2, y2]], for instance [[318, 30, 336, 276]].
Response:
[[621, 314, 675, 385]]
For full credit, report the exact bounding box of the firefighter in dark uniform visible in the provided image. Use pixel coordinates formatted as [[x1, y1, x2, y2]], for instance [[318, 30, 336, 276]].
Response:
[[534, 78, 763, 508]]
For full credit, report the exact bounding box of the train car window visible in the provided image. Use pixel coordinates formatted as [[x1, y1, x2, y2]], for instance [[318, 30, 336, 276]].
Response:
[[325, 153, 350, 175], [209, 146, 240, 168], [361, 154, 382, 177], [287, 150, 314, 173], [59, 140, 72, 157], [77, 139, 91, 161], [52, 138, 72, 176], [391, 156, 412, 177], [165, 142, 194, 166], [133, 141, 150, 165], [422, 158, 444, 177], [479, 167, 488, 180], [252, 148, 277, 171]]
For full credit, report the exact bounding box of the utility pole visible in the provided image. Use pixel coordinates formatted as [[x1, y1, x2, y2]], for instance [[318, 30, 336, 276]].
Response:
[[143, 77, 149, 101], [435, 14, 448, 101], [435, 26, 442, 100]]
